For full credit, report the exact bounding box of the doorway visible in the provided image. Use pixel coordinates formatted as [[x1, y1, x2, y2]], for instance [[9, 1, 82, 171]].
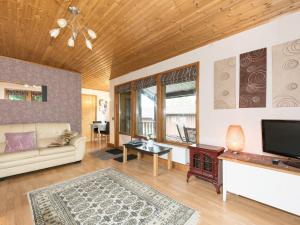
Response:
[[82, 94, 97, 142]]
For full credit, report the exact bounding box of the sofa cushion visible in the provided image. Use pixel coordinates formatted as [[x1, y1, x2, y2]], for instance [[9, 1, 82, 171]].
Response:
[[37, 137, 59, 149], [0, 150, 39, 163], [4, 131, 36, 153], [39, 145, 75, 156], [0, 143, 5, 153], [36, 123, 71, 140], [0, 124, 36, 144]]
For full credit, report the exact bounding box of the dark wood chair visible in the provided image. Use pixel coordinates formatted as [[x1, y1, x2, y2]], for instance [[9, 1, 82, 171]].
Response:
[[100, 121, 110, 143], [183, 127, 196, 143], [176, 124, 186, 142]]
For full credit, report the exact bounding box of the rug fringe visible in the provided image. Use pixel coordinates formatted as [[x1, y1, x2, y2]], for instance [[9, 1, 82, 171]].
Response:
[[184, 211, 200, 225], [27, 192, 36, 225]]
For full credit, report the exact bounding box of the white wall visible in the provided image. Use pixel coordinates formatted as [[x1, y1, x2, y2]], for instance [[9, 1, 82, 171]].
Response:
[[109, 12, 300, 162], [82, 88, 110, 122]]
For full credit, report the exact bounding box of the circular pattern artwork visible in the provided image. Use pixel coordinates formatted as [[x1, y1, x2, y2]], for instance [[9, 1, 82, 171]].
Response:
[[240, 53, 253, 68], [240, 48, 266, 108], [273, 38, 300, 108], [246, 69, 267, 92], [222, 90, 230, 96], [283, 39, 300, 56], [273, 95, 300, 107], [246, 65, 258, 73], [282, 59, 299, 70], [220, 72, 230, 80], [287, 82, 298, 91]]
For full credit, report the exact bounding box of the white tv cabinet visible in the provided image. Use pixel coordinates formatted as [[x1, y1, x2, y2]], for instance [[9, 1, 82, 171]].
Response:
[[219, 151, 300, 216]]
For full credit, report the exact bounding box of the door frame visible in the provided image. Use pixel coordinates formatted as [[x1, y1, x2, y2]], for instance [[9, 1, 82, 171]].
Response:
[[81, 94, 97, 142]]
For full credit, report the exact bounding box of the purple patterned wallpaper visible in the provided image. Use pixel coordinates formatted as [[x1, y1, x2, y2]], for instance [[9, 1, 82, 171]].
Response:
[[0, 56, 81, 132]]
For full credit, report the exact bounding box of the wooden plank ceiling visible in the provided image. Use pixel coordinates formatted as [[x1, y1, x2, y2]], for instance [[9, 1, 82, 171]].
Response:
[[0, 0, 300, 91]]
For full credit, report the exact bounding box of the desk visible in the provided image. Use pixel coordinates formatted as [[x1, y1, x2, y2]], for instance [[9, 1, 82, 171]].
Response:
[[90, 123, 106, 141], [123, 143, 172, 176]]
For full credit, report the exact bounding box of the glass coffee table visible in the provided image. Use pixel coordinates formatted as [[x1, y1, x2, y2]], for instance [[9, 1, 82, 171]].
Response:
[[123, 142, 173, 176]]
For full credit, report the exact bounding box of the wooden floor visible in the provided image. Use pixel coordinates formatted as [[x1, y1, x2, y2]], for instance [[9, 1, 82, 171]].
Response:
[[0, 141, 299, 225]]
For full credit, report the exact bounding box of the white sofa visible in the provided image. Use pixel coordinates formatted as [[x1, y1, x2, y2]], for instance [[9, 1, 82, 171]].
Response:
[[0, 123, 86, 178]]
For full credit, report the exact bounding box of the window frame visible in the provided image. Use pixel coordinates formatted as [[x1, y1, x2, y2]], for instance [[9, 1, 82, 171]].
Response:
[[114, 62, 199, 147], [118, 91, 132, 135]]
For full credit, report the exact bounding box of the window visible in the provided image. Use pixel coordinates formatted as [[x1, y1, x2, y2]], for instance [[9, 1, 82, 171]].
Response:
[[136, 86, 157, 137], [31, 92, 43, 102], [5, 89, 28, 101], [114, 62, 198, 147], [119, 91, 131, 134], [164, 81, 196, 143]]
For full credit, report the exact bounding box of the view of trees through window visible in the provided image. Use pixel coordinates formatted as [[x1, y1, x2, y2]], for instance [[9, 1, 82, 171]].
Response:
[[165, 81, 196, 143], [116, 63, 198, 145]]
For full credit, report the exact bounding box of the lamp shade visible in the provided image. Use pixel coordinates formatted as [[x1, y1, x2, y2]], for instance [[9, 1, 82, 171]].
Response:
[[85, 39, 93, 50], [226, 125, 245, 152], [49, 28, 60, 38], [87, 29, 97, 39], [57, 18, 67, 28], [67, 37, 75, 47]]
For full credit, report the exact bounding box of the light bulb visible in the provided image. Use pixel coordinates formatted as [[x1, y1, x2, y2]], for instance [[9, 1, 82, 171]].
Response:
[[68, 37, 75, 47], [49, 28, 60, 38], [87, 29, 97, 39], [85, 39, 93, 50], [57, 18, 67, 28]]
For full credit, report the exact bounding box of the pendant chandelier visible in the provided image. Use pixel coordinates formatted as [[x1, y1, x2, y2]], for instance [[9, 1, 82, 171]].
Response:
[[49, 6, 97, 50]]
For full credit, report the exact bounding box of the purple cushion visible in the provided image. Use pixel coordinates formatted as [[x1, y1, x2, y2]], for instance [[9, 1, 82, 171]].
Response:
[[4, 132, 36, 153]]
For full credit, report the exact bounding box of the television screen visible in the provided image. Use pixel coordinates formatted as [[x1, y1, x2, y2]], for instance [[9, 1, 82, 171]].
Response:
[[262, 120, 300, 159]]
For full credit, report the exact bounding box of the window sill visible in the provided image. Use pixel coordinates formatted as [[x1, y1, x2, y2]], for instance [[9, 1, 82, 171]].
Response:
[[159, 140, 191, 148], [134, 135, 158, 141]]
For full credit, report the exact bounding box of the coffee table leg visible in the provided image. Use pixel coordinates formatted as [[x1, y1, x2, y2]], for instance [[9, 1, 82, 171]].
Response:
[[137, 152, 142, 160], [123, 146, 127, 164], [153, 154, 158, 176], [167, 151, 172, 170]]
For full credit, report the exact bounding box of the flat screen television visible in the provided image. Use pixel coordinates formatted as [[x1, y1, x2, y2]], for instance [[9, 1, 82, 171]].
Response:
[[262, 120, 300, 159]]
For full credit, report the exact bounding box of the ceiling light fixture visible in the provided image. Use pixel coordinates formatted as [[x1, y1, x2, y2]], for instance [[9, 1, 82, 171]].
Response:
[[49, 6, 96, 50]]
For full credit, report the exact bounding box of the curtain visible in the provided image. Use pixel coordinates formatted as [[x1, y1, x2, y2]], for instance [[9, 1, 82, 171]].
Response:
[[161, 63, 198, 85], [6, 89, 28, 96], [31, 91, 42, 97], [134, 75, 157, 90], [115, 83, 131, 93]]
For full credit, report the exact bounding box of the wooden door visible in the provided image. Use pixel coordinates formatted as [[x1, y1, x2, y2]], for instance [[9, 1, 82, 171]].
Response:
[[82, 94, 97, 142]]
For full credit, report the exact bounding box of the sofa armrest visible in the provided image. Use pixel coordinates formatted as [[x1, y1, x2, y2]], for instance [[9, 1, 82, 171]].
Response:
[[70, 136, 86, 161]]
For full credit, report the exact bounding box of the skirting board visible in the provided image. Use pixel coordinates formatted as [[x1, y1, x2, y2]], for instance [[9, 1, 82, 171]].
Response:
[[107, 143, 115, 148]]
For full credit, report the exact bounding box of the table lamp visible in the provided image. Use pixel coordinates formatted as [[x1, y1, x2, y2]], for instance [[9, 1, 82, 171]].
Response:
[[226, 125, 245, 154]]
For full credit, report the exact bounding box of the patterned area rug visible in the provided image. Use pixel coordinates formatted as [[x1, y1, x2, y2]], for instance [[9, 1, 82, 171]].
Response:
[[28, 168, 199, 225]]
